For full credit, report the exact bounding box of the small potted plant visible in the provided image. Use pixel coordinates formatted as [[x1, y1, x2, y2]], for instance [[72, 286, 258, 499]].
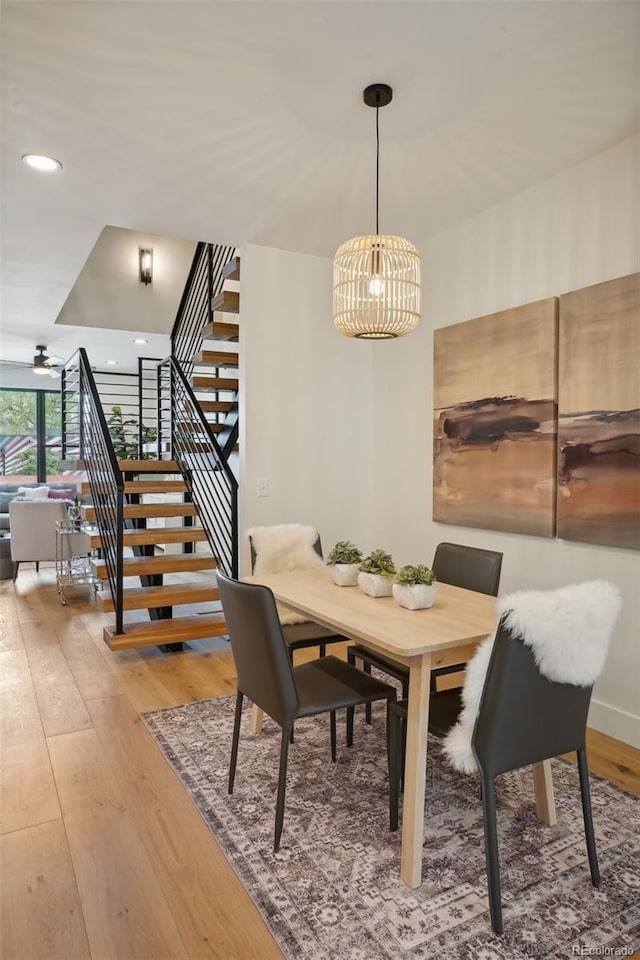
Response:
[[392, 564, 438, 610], [358, 548, 396, 598], [326, 540, 363, 586]]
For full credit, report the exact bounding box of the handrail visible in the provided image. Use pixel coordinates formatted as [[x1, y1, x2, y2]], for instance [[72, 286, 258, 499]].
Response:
[[170, 241, 235, 380], [62, 348, 124, 633], [157, 356, 238, 577]]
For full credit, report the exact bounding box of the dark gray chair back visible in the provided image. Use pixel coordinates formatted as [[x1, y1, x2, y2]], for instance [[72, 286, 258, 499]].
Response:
[[473, 618, 592, 779], [216, 571, 300, 728], [432, 542, 502, 596]]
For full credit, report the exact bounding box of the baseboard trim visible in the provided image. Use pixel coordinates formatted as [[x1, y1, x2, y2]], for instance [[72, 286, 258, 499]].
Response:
[[588, 698, 640, 749]]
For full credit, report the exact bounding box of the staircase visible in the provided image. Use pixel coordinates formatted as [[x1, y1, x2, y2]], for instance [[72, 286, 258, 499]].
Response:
[[183, 254, 240, 457], [62, 245, 241, 653], [84, 459, 227, 651]]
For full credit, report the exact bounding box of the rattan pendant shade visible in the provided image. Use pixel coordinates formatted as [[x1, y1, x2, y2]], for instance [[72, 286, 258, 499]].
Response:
[[332, 84, 422, 340], [333, 234, 421, 339]]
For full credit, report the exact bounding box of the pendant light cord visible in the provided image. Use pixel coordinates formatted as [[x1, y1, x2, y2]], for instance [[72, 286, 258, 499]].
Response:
[[375, 97, 380, 236]]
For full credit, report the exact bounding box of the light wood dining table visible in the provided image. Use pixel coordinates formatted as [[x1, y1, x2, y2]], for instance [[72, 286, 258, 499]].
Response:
[[244, 568, 556, 888]]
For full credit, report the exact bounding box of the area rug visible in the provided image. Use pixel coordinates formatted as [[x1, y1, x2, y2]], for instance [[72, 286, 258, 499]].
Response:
[[142, 696, 640, 960]]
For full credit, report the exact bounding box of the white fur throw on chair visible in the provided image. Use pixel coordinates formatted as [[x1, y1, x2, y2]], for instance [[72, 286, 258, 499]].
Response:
[[247, 523, 324, 625], [443, 580, 622, 775]]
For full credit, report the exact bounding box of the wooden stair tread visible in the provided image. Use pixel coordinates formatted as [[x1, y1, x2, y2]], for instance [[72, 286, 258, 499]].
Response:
[[103, 613, 227, 651], [97, 581, 219, 612], [192, 350, 239, 367], [180, 421, 224, 434], [211, 290, 239, 314], [191, 399, 234, 414], [92, 554, 216, 578], [118, 460, 181, 473], [81, 479, 187, 495], [124, 480, 187, 494], [191, 376, 238, 391], [83, 503, 197, 521], [201, 321, 239, 342], [222, 256, 240, 281], [90, 527, 208, 548]]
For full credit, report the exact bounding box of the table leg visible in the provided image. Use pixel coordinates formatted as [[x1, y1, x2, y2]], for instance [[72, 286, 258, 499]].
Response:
[[532, 759, 556, 825], [400, 652, 431, 888], [250, 704, 264, 734]]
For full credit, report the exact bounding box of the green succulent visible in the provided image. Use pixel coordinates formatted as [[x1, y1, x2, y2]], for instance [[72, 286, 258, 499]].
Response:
[[326, 540, 363, 565], [394, 564, 436, 586], [359, 548, 396, 579]]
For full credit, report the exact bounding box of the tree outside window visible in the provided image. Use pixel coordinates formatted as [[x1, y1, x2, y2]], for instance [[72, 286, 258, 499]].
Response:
[[0, 388, 62, 482]]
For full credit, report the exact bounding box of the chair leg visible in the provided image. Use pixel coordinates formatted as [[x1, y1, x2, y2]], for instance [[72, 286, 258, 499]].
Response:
[[274, 725, 291, 853], [330, 711, 337, 761], [228, 691, 244, 794], [12, 561, 19, 581], [364, 663, 372, 724], [480, 773, 503, 935], [577, 748, 600, 887], [388, 703, 401, 832], [35, 561, 40, 573], [319, 642, 326, 657], [346, 706, 354, 747]]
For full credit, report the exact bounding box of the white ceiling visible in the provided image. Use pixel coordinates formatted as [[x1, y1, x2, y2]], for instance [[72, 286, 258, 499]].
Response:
[[1, 0, 639, 372]]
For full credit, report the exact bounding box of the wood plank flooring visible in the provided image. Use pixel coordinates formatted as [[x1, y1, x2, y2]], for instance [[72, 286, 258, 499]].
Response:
[[1, 565, 638, 960]]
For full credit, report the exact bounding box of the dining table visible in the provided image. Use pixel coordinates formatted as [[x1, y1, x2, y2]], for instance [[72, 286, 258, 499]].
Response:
[[244, 568, 557, 888]]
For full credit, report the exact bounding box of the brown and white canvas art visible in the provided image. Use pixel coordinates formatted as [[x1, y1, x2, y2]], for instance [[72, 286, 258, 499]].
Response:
[[433, 299, 558, 537], [557, 273, 640, 550]]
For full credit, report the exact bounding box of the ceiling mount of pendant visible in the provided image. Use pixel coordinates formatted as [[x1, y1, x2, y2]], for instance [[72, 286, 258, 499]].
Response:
[[363, 83, 393, 109]]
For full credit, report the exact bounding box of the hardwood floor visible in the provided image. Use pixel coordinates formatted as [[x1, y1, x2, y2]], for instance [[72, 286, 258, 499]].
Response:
[[1, 566, 639, 960]]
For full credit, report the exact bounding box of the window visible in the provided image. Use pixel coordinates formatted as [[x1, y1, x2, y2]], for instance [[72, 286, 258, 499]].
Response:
[[0, 387, 62, 484]]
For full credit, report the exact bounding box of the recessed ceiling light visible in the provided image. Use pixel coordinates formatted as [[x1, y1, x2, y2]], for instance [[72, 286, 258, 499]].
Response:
[[21, 154, 63, 172], [133, 338, 148, 344], [106, 360, 118, 365]]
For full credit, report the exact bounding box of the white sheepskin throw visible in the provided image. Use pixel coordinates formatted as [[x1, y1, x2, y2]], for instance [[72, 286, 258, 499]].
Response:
[[443, 580, 622, 775], [247, 523, 324, 625]]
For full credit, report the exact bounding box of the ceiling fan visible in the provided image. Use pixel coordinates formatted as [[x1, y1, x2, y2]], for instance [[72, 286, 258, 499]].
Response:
[[0, 345, 65, 379]]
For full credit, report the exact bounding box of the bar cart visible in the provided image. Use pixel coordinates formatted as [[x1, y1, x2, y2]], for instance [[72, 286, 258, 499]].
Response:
[[55, 519, 97, 604]]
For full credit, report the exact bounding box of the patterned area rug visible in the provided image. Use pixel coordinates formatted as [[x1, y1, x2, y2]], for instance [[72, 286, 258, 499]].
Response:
[[142, 697, 640, 960]]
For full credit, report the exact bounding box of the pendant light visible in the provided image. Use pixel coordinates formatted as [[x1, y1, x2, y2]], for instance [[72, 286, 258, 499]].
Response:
[[333, 84, 421, 339]]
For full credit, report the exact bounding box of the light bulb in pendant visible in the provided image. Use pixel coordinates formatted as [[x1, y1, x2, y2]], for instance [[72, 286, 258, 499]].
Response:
[[369, 275, 385, 297]]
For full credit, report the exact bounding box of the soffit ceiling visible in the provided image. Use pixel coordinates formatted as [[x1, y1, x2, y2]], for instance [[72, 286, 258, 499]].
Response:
[[1, 0, 639, 370]]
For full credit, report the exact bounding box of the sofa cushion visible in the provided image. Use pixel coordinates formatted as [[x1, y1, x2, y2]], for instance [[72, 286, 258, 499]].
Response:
[[0, 491, 18, 511], [48, 488, 75, 500], [18, 485, 50, 500]]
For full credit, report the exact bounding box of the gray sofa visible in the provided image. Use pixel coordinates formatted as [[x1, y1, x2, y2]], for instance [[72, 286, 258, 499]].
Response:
[[0, 481, 85, 531]]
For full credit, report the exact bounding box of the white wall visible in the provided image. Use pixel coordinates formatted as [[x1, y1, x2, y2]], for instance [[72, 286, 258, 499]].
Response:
[[238, 244, 373, 574], [370, 135, 640, 746]]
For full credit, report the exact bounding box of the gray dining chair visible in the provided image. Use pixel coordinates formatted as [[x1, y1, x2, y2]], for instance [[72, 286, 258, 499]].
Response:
[[388, 580, 621, 934], [248, 524, 346, 661], [347, 542, 503, 725], [216, 570, 397, 852]]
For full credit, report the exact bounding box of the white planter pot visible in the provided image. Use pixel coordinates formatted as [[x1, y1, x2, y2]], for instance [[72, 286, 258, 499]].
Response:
[[330, 563, 360, 587], [358, 572, 393, 598], [392, 582, 438, 610]]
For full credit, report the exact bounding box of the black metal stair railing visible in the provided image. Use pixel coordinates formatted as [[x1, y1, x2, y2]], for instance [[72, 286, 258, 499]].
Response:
[[171, 241, 235, 380], [62, 357, 161, 462], [62, 348, 124, 633], [157, 357, 238, 578]]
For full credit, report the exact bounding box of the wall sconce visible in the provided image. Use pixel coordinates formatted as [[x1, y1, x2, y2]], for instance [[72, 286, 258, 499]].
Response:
[[139, 247, 153, 285]]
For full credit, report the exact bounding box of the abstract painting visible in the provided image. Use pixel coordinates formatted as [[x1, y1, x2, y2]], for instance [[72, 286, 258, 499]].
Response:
[[433, 299, 558, 537], [557, 273, 640, 550]]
